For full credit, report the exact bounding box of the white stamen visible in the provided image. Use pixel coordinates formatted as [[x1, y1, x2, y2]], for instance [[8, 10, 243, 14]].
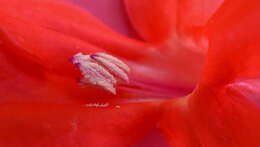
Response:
[[91, 56, 129, 83], [94, 53, 130, 73], [72, 52, 130, 94]]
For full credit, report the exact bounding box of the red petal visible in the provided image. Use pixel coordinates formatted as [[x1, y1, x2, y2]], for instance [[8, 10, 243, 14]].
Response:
[[0, 6, 101, 77], [0, 102, 160, 147], [159, 99, 201, 147], [0, 0, 152, 60], [124, 0, 177, 43], [191, 80, 260, 146], [178, 0, 224, 35], [160, 80, 260, 147], [159, 0, 260, 146], [124, 0, 223, 43], [201, 0, 260, 86]]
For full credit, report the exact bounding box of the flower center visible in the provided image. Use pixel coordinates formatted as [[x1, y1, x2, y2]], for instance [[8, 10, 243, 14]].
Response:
[[71, 52, 130, 94]]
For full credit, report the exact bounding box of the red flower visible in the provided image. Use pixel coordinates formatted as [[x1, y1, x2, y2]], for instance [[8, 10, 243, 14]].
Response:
[[0, 0, 259, 146]]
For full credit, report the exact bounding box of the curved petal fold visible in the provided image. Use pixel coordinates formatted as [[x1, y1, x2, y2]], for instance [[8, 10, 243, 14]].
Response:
[[0, 13, 100, 77], [159, 0, 260, 146], [201, 0, 260, 86], [0, 0, 153, 64], [124, 0, 223, 43], [160, 80, 260, 147], [124, 0, 224, 86]]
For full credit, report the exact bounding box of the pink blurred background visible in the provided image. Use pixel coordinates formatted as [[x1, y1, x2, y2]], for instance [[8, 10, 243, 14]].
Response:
[[69, 0, 140, 38]]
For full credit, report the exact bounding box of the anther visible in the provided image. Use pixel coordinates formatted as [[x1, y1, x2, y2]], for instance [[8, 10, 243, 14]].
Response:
[[91, 55, 129, 83], [71, 52, 130, 94], [93, 53, 130, 73]]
